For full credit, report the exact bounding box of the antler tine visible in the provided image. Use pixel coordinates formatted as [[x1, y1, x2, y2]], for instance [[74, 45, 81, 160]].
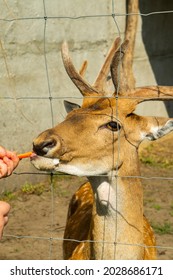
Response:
[[93, 37, 121, 92], [110, 40, 130, 94], [132, 86, 173, 103], [61, 41, 98, 96], [79, 60, 88, 77]]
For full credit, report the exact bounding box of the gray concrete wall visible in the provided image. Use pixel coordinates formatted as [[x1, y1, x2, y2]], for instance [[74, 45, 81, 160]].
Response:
[[0, 0, 173, 190]]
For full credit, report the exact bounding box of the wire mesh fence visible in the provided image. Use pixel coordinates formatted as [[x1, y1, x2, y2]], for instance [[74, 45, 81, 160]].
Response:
[[0, 0, 173, 260]]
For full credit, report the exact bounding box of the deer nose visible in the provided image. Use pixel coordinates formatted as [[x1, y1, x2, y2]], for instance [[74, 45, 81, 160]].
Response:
[[33, 139, 57, 156]]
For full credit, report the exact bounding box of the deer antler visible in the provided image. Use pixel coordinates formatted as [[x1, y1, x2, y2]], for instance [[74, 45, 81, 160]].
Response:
[[110, 0, 173, 102], [61, 41, 98, 96], [132, 86, 173, 103], [110, 40, 129, 94], [62, 38, 122, 97], [79, 60, 88, 77], [106, 0, 138, 96], [123, 0, 139, 91], [93, 37, 121, 92]]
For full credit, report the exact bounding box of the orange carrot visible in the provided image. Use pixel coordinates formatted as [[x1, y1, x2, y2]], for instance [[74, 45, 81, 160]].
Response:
[[17, 152, 33, 159]]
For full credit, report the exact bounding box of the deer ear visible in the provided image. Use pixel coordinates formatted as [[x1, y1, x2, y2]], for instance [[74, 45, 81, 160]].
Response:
[[144, 119, 173, 141], [64, 100, 81, 113]]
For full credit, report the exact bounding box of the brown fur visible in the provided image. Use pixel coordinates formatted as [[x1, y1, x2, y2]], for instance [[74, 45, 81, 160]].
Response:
[[63, 182, 157, 260]]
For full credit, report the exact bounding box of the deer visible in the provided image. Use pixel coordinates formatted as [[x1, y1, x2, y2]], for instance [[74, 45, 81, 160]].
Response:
[[30, 36, 173, 260]]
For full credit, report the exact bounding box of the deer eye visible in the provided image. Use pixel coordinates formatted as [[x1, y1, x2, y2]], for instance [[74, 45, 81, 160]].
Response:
[[106, 121, 121, 131]]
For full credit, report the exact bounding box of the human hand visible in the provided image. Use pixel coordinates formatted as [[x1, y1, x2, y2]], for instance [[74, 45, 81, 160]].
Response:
[[0, 146, 20, 179], [0, 201, 10, 239]]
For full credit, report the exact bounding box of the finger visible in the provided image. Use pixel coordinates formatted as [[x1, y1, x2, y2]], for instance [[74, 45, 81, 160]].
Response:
[[0, 224, 3, 240], [0, 202, 10, 240], [0, 201, 11, 215], [3, 215, 9, 226], [0, 216, 9, 240], [0, 146, 6, 158], [6, 151, 20, 169], [3, 157, 14, 176], [0, 160, 8, 178]]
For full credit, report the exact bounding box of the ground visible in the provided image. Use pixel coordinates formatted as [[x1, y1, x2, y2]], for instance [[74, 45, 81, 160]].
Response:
[[0, 135, 173, 260]]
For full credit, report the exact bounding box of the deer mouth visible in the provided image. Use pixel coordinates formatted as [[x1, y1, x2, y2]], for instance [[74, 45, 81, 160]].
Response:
[[30, 153, 60, 171]]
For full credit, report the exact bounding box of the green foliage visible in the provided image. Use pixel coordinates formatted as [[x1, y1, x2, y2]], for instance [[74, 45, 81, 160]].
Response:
[[21, 182, 46, 196], [140, 156, 156, 166], [169, 211, 173, 217], [140, 142, 173, 168], [152, 222, 173, 235], [0, 190, 16, 201], [152, 204, 161, 211]]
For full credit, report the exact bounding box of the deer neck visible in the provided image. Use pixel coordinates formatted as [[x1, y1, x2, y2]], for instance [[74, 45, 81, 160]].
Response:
[[88, 165, 144, 260]]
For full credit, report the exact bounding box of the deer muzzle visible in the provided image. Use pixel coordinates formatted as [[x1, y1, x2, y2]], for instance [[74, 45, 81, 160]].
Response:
[[31, 130, 66, 171]]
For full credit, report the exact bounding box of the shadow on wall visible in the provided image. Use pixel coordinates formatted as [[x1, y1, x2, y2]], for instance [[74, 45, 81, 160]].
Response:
[[139, 0, 173, 116]]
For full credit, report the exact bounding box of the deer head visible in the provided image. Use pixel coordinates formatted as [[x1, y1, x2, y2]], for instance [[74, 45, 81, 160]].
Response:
[[31, 38, 173, 259], [31, 38, 173, 177]]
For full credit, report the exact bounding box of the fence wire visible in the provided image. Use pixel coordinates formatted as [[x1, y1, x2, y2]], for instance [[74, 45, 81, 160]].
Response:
[[0, 0, 173, 260]]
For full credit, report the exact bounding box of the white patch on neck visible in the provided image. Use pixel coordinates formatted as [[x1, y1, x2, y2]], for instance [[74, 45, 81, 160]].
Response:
[[94, 177, 119, 212], [97, 181, 113, 207]]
